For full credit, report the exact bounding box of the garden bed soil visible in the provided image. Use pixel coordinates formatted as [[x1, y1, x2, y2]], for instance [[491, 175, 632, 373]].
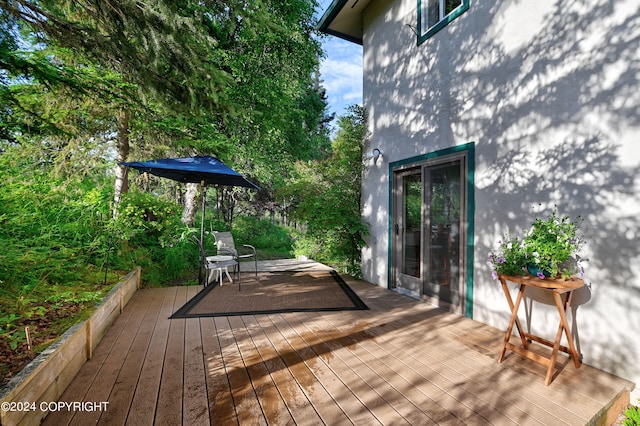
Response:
[[0, 302, 84, 386]]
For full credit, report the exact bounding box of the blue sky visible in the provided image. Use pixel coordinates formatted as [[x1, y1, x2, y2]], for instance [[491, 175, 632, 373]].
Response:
[[316, 1, 363, 119]]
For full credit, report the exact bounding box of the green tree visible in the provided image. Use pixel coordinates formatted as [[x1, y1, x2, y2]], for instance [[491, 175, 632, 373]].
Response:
[[1, 0, 330, 228], [286, 105, 368, 276], [194, 0, 330, 228], [1, 0, 234, 112], [2, 1, 335, 259]]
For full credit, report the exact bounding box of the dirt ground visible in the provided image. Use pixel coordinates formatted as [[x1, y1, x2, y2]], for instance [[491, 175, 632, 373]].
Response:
[[1, 303, 82, 386]]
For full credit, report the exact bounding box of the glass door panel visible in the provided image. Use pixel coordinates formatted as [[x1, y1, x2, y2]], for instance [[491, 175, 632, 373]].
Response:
[[402, 173, 422, 278], [423, 160, 462, 307], [393, 169, 422, 294]]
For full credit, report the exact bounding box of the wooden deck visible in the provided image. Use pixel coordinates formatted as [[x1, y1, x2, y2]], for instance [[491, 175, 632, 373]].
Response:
[[43, 261, 633, 425]]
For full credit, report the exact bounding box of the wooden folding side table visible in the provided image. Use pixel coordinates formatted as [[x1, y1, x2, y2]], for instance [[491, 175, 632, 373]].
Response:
[[497, 274, 584, 385]]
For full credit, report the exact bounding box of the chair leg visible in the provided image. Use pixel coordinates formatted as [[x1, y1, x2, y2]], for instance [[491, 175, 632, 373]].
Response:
[[231, 263, 238, 281]]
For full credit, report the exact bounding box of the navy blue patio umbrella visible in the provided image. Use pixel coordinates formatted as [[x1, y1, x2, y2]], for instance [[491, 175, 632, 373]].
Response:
[[120, 156, 259, 189], [120, 156, 259, 283]]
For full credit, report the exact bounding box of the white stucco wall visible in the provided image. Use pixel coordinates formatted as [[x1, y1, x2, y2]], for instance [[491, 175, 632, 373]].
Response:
[[359, 0, 640, 399]]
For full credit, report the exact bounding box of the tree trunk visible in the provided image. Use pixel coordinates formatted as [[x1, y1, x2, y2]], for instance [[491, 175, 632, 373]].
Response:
[[182, 183, 200, 227], [220, 188, 235, 228], [113, 110, 131, 217]]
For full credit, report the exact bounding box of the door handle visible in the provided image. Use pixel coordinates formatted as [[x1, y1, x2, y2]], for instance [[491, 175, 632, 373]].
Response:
[[395, 223, 400, 235]]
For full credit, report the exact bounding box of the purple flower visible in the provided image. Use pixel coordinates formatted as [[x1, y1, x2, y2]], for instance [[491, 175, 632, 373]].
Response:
[[492, 271, 498, 280], [537, 272, 546, 279], [497, 257, 505, 264]]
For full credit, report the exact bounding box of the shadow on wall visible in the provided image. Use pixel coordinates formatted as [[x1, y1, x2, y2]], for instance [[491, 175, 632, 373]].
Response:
[[363, 0, 640, 378]]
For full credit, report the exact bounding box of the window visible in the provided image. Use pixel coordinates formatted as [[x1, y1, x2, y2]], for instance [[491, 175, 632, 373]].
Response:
[[418, 0, 469, 43]]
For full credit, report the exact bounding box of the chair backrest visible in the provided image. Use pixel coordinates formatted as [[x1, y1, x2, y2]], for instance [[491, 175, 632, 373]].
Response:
[[213, 232, 237, 256]]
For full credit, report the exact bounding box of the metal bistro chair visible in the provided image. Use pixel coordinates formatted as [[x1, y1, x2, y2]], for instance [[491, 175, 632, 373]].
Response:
[[212, 231, 258, 278], [193, 236, 239, 288]]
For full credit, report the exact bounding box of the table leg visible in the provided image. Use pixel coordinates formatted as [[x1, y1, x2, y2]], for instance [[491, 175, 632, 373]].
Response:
[[553, 291, 582, 368], [544, 290, 582, 385], [223, 266, 233, 283], [499, 282, 529, 362], [545, 314, 565, 385], [499, 279, 529, 347]]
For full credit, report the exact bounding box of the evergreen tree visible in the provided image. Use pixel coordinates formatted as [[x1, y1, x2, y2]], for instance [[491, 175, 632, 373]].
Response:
[[286, 105, 368, 276], [1, 0, 331, 227]]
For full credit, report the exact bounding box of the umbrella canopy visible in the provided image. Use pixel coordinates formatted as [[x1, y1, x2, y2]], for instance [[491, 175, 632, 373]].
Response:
[[120, 155, 259, 286], [120, 155, 259, 189]]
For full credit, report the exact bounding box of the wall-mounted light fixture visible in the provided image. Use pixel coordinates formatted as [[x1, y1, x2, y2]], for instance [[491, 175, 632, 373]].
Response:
[[405, 23, 419, 36], [365, 148, 384, 164]]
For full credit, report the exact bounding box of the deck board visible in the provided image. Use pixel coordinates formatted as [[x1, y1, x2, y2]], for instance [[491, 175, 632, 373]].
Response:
[[241, 315, 323, 425], [70, 287, 156, 426], [182, 286, 209, 426], [125, 287, 176, 426], [287, 312, 428, 425], [183, 315, 209, 425], [99, 288, 166, 426], [342, 286, 582, 425], [255, 314, 353, 425], [200, 317, 236, 424], [272, 313, 383, 426], [42, 261, 634, 426], [43, 284, 148, 426], [229, 315, 295, 425], [216, 315, 267, 425], [154, 285, 188, 426]]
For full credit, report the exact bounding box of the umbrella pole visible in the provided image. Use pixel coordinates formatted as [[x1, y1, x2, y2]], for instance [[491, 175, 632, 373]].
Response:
[[201, 181, 206, 243], [198, 181, 206, 287], [216, 186, 221, 227]]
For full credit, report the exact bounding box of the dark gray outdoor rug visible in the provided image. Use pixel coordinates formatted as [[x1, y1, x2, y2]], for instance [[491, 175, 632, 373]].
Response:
[[170, 270, 368, 318]]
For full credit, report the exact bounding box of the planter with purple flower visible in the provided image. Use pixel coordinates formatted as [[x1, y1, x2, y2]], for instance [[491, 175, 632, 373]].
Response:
[[489, 209, 586, 280]]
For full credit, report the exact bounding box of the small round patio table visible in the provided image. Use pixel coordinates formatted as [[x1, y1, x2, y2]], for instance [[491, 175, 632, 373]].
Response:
[[205, 255, 237, 287]]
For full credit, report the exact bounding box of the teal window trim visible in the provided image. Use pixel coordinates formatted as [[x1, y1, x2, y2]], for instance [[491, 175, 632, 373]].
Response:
[[417, 0, 469, 44], [387, 142, 475, 318]]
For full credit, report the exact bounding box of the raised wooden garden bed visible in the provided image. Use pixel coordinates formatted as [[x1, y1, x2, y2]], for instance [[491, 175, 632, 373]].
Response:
[[0, 268, 140, 426]]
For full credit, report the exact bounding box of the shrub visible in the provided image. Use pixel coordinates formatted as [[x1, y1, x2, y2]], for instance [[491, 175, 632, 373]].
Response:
[[113, 191, 199, 286], [230, 216, 293, 258], [625, 402, 640, 426]]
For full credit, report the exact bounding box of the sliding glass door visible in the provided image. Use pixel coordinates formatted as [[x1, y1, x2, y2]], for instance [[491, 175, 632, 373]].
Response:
[[392, 151, 469, 314]]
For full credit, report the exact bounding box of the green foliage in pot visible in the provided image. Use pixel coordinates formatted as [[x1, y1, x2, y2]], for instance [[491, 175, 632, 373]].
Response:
[[490, 209, 585, 279]]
